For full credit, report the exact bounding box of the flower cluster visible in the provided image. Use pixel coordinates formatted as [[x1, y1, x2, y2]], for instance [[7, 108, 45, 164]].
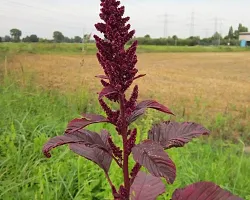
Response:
[[94, 0, 138, 98]]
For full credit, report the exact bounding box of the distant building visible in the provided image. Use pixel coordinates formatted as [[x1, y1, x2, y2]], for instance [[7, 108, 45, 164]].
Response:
[[239, 32, 250, 47]]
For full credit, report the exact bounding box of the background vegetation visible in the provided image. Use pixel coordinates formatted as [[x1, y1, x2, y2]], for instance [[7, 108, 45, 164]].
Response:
[[1, 42, 250, 56], [0, 23, 249, 47], [0, 49, 250, 199]]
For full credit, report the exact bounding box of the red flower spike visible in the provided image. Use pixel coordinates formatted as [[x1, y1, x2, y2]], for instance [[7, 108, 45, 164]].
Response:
[[99, 99, 112, 113], [126, 129, 137, 155], [119, 185, 129, 199], [101, 79, 110, 87], [108, 136, 123, 162], [126, 85, 139, 115], [95, 0, 138, 94]]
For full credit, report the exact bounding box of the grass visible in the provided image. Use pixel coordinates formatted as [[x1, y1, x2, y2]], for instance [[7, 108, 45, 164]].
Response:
[[5, 52, 250, 143], [1, 42, 250, 55], [0, 68, 250, 199]]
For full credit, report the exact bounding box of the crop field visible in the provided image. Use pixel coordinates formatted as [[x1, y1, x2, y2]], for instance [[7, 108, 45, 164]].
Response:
[[5, 51, 250, 140], [1, 46, 250, 199]]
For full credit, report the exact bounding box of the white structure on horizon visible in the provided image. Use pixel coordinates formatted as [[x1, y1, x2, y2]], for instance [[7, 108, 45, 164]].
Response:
[[239, 32, 250, 47]]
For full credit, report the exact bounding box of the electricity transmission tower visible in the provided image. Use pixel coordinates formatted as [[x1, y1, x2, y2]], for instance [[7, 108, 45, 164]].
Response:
[[214, 17, 224, 45], [82, 32, 92, 52], [82, 27, 86, 52], [163, 13, 168, 38], [190, 11, 195, 37]]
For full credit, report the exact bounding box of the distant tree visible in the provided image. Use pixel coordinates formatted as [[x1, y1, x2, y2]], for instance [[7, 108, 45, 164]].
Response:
[[53, 31, 64, 43], [83, 33, 92, 42], [29, 34, 39, 42], [39, 38, 45, 42], [0, 37, 2, 42], [144, 34, 151, 39], [187, 36, 200, 46], [64, 37, 72, 43], [212, 32, 222, 45], [74, 36, 82, 43], [228, 26, 234, 39], [234, 23, 248, 39], [238, 23, 248, 32], [200, 37, 212, 46], [39, 38, 54, 43], [39, 38, 49, 43], [172, 35, 178, 45], [172, 35, 178, 40], [4, 35, 11, 42], [213, 32, 222, 39], [22, 34, 39, 42], [22, 36, 30, 42], [10, 28, 22, 42]]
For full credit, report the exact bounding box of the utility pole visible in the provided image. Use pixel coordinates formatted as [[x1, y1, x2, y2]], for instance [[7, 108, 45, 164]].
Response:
[[163, 13, 168, 38], [190, 11, 195, 37], [219, 20, 223, 46], [213, 17, 223, 46], [82, 27, 85, 52], [214, 17, 219, 45], [203, 29, 209, 38], [214, 17, 218, 34]]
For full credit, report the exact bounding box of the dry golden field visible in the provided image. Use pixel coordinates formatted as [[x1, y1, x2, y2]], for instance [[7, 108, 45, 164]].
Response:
[[6, 52, 250, 115]]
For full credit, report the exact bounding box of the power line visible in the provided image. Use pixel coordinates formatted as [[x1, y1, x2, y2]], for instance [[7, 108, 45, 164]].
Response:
[[158, 13, 177, 38], [0, 14, 84, 29], [1, 0, 81, 18], [163, 13, 168, 38], [202, 28, 210, 38], [190, 11, 195, 37], [214, 17, 218, 34]]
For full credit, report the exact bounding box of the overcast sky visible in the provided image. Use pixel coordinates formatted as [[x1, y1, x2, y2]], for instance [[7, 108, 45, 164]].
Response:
[[1, 0, 250, 39]]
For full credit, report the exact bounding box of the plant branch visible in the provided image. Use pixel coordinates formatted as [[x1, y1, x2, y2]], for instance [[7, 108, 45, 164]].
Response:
[[104, 171, 118, 198], [129, 163, 142, 185], [111, 154, 123, 168]]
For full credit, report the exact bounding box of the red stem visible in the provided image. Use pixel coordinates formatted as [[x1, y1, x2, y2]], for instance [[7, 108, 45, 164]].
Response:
[[119, 94, 130, 198], [122, 135, 129, 193]]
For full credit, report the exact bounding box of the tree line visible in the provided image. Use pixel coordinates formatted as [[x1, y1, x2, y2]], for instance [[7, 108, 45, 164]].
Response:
[[129, 23, 248, 46], [0, 29, 89, 43], [0, 23, 248, 46]]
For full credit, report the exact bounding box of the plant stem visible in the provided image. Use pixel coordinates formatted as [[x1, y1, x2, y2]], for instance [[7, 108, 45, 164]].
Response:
[[119, 94, 130, 197], [122, 134, 129, 194]]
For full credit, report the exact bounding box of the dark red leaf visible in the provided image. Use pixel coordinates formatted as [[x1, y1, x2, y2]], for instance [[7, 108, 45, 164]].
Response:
[[128, 100, 174, 124], [148, 121, 210, 149], [133, 74, 146, 80], [99, 86, 118, 100], [95, 75, 109, 79], [130, 171, 165, 200], [69, 130, 112, 172], [65, 114, 109, 134], [132, 140, 176, 184], [172, 182, 243, 200], [43, 129, 112, 172]]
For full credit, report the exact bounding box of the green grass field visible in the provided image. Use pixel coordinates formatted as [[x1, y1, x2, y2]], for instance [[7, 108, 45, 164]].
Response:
[[1, 42, 250, 55], [0, 66, 250, 199]]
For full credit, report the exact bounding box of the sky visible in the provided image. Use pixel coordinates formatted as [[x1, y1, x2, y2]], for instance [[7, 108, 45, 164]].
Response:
[[0, 0, 250, 39]]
